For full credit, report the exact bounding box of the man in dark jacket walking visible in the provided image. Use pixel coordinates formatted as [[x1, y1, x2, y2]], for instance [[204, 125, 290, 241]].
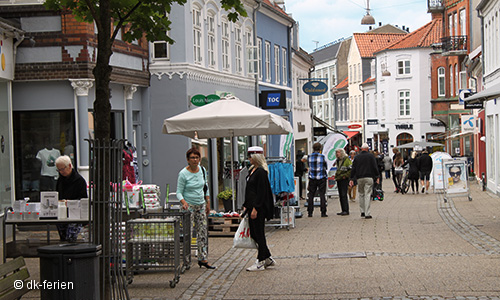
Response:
[[417, 149, 433, 194], [349, 143, 380, 219]]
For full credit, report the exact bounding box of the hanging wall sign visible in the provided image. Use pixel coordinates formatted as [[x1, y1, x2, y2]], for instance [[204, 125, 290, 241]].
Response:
[[302, 81, 328, 96], [191, 94, 220, 106]]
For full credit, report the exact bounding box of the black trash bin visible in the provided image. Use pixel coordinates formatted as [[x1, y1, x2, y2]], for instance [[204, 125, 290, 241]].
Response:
[[37, 243, 102, 300]]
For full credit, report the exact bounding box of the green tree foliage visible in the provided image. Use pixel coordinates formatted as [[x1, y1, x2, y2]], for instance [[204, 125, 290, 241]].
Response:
[[44, 0, 247, 139]]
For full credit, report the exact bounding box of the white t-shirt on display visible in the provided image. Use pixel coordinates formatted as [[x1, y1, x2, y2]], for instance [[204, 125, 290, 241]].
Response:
[[36, 148, 61, 177]]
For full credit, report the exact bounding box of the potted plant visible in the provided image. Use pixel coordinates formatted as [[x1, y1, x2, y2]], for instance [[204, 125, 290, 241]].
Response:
[[217, 189, 233, 212]]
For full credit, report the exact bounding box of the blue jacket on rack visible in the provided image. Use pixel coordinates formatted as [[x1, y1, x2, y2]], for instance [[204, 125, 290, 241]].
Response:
[[268, 163, 295, 194]]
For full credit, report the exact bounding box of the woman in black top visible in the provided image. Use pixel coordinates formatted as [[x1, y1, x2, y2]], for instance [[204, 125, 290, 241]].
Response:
[[243, 146, 275, 272]]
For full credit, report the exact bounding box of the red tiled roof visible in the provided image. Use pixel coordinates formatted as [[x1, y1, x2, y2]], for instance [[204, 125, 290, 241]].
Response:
[[353, 32, 407, 58], [262, 0, 294, 21], [335, 77, 348, 89], [382, 19, 443, 51], [362, 77, 376, 84]]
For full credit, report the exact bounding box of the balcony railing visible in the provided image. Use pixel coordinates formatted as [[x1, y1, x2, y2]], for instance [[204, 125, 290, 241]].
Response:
[[428, 0, 444, 12], [441, 35, 468, 54]]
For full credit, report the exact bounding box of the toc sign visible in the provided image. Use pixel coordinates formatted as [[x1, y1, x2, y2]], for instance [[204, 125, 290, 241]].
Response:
[[302, 81, 328, 96], [266, 92, 282, 107]]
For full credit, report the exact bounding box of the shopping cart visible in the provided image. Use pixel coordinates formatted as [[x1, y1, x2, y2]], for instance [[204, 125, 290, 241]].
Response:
[[141, 211, 192, 273], [126, 217, 180, 288]]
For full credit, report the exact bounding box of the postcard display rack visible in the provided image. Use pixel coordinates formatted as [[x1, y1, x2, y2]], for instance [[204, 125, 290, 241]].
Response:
[[442, 157, 472, 203], [125, 217, 181, 288]]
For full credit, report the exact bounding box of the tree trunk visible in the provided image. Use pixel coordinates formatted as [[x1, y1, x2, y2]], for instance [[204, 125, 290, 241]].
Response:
[[93, 1, 113, 299]]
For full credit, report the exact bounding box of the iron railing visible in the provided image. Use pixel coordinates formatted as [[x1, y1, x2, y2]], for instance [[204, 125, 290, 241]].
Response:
[[441, 36, 468, 53], [88, 139, 129, 300]]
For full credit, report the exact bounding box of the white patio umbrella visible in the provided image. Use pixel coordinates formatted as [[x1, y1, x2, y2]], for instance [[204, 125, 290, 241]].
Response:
[[162, 95, 293, 211], [395, 141, 444, 149]]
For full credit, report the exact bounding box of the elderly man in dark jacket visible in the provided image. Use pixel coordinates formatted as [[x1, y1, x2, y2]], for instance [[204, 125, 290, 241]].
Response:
[[55, 155, 88, 242], [349, 143, 380, 219]]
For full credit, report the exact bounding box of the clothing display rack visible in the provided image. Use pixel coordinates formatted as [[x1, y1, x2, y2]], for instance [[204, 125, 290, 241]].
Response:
[[265, 157, 295, 230]]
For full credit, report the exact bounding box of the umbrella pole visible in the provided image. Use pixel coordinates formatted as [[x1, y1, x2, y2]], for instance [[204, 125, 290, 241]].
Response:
[[230, 136, 235, 212]]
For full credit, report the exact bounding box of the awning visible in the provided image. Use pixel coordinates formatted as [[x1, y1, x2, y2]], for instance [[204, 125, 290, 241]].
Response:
[[465, 82, 500, 103], [446, 131, 474, 140], [343, 131, 360, 140], [312, 115, 346, 137]]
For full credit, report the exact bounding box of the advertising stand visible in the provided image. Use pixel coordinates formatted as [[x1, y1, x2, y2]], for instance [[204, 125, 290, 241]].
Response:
[[442, 157, 472, 202]]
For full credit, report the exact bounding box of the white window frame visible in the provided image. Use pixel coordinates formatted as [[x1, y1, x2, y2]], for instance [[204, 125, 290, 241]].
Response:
[[460, 9, 466, 36], [257, 38, 263, 80], [397, 60, 411, 75], [449, 65, 454, 97], [455, 63, 459, 96], [265, 41, 271, 82], [152, 41, 169, 60], [438, 67, 446, 96], [399, 90, 410, 116], [274, 45, 280, 84], [282, 48, 287, 85], [222, 18, 230, 71], [459, 71, 467, 90], [207, 13, 216, 68], [192, 6, 202, 64], [235, 25, 243, 74]]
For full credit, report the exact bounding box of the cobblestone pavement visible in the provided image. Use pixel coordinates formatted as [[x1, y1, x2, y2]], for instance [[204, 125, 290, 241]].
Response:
[[18, 180, 500, 299]]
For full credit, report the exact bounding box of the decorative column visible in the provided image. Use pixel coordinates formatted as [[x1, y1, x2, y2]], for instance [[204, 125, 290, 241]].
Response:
[[124, 85, 138, 142], [70, 79, 94, 176]]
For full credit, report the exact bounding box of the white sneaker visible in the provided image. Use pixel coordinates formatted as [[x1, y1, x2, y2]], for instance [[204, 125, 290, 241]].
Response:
[[246, 260, 266, 271], [265, 257, 276, 268]]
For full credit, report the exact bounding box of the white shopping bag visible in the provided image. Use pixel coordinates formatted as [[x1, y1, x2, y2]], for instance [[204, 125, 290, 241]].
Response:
[[233, 217, 257, 249]]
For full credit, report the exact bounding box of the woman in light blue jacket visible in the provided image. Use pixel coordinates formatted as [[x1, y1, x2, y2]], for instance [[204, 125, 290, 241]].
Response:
[[177, 147, 215, 269]]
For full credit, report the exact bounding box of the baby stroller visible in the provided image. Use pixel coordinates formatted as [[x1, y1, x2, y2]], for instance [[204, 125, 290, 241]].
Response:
[[400, 166, 410, 194]]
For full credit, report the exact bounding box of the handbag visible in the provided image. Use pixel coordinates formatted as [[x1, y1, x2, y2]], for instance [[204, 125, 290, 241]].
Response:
[[233, 217, 257, 249]]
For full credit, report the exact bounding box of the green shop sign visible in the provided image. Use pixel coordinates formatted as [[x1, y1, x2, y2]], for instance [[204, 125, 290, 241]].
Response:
[[191, 94, 220, 106]]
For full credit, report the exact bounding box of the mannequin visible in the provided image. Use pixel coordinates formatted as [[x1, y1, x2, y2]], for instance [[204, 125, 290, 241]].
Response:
[[37, 144, 61, 191]]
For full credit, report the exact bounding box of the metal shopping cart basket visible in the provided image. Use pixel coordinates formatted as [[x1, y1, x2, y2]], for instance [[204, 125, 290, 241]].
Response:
[[126, 217, 181, 288], [141, 211, 192, 273]]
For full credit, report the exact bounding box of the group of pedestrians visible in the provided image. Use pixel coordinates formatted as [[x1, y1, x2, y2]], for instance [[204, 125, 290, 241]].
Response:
[[389, 148, 434, 194]]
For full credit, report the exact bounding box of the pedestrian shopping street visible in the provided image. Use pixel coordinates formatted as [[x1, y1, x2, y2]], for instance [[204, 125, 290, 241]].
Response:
[[21, 179, 500, 299]]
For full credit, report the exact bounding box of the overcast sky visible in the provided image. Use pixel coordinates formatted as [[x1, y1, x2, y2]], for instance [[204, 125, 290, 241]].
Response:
[[284, 0, 432, 53]]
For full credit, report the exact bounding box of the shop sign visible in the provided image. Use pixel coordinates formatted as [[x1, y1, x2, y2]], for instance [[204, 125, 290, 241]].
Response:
[[191, 94, 220, 106], [461, 115, 475, 133], [313, 127, 327, 136], [348, 124, 362, 129], [367, 119, 378, 125], [464, 101, 483, 109], [0, 36, 14, 80], [259, 90, 286, 109], [459, 89, 471, 105], [395, 124, 413, 130], [302, 81, 328, 96]]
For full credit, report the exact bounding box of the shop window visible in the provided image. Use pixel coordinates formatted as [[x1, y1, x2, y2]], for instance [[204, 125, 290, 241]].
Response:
[[13, 110, 76, 202], [396, 133, 413, 146]]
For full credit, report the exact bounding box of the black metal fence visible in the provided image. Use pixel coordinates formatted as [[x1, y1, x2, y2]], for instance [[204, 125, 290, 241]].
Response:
[[88, 139, 129, 300]]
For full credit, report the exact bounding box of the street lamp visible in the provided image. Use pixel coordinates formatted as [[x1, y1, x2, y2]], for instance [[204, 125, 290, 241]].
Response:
[[361, 0, 375, 25]]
